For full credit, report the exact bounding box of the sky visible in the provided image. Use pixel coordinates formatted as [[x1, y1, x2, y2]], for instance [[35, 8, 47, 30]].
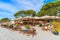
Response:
[[0, 0, 56, 19]]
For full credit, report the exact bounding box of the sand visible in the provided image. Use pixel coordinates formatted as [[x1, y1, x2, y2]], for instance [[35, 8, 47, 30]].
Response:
[[0, 27, 60, 40]]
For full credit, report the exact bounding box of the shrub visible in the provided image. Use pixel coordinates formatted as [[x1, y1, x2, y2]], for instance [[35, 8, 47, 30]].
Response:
[[25, 25, 30, 29], [39, 24, 42, 27], [51, 21, 60, 32]]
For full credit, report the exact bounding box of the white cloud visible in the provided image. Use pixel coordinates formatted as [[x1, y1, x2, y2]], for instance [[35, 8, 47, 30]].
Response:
[[0, 2, 18, 13], [0, 0, 44, 18], [0, 12, 11, 15], [12, 0, 34, 9], [0, 12, 14, 18], [0, 0, 44, 12], [12, 0, 44, 11]]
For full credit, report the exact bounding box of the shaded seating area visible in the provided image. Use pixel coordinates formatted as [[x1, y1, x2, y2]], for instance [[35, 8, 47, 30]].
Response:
[[0, 16, 60, 37], [0, 23, 36, 37]]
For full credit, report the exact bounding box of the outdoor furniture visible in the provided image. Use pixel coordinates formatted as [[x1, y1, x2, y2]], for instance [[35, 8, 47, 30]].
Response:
[[41, 23, 50, 31], [19, 28, 36, 37], [42, 26, 48, 31], [1, 23, 8, 28]]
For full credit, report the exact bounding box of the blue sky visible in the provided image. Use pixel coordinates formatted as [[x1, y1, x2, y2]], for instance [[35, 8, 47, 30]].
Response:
[[0, 0, 56, 19]]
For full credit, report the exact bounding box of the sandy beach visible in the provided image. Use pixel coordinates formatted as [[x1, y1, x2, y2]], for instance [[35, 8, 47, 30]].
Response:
[[0, 26, 60, 40]]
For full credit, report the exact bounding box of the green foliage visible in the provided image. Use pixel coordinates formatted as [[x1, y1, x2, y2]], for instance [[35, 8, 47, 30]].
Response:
[[56, 0, 60, 1], [26, 10, 36, 16], [51, 21, 60, 32], [16, 24, 20, 27], [57, 14, 60, 17], [37, 10, 45, 17], [14, 10, 26, 18], [0, 18, 10, 22], [37, 1, 60, 16], [0, 19, 1, 22], [25, 25, 30, 29], [14, 10, 36, 18], [39, 24, 42, 27]]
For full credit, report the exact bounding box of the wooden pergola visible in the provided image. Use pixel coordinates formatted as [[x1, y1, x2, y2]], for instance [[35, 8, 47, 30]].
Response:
[[14, 16, 60, 26]]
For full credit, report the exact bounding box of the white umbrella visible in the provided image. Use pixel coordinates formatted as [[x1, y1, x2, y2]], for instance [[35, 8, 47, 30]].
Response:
[[33, 16, 40, 19], [51, 16, 60, 19], [24, 16, 32, 18], [40, 15, 51, 19], [14, 18, 20, 20], [39, 15, 60, 19]]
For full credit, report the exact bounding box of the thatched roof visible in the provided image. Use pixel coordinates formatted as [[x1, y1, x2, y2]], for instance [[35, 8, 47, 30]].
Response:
[[14, 16, 60, 21], [40, 15, 60, 20]]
